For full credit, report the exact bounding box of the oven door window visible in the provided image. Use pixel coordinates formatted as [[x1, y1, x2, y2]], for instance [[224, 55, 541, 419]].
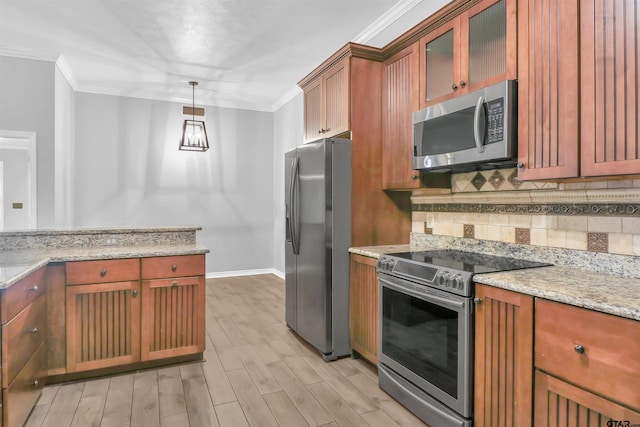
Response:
[[382, 286, 459, 399]]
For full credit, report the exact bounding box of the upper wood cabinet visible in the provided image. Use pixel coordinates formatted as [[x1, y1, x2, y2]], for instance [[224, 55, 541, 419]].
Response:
[[518, 0, 640, 179], [517, 0, 580, 180], [419, 0, 517, 108], [580, 0, 640, 177], [302, 57, 350, 142], [382, 43, 421, 189]]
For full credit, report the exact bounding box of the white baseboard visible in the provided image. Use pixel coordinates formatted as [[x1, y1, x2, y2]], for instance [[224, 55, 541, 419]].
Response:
[[206, 268, 285, 279]]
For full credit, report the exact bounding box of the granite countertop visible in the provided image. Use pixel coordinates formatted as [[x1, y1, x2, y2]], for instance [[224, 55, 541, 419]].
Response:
[[348, 244, 411, 258], [0, 243, 209, 289], [475, 266, 640, 321]]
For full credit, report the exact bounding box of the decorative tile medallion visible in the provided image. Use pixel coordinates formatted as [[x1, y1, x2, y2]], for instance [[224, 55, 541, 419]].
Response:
[[471, 173, 487, 191], [463, 224, 475, 239], [587, 233, 609, 252], [508, 169, 523, 189], [489, 170, 505, 189], [515, 228, 531, 244]]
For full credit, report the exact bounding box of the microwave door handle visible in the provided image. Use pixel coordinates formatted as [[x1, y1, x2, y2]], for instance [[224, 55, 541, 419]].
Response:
[[473, 95, 486, 153]]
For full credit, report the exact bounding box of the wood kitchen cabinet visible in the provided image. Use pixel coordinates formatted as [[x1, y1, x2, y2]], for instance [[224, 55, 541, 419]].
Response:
[[302, 56, 350, 142], [419, 0, 516, 109], [580, 0, 640, 177], [534, 299, 640, 420], [518, 0, 640, 180], [65, 259, 142, 373], [349, 254, 379, 364], [0, 267, 47, 427], [140, 255, 206, 361], [474, 284, 534, 427], [300, 43, 412, 246]]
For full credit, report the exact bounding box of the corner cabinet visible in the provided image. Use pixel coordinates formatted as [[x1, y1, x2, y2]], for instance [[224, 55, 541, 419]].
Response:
[[474, 284, 534, 427], [517, 0, 640, 179], [140, 255, 206, 361], [302, 56, 350, 142], [349, 254, 379, 364], [418, 0, 517, 109]]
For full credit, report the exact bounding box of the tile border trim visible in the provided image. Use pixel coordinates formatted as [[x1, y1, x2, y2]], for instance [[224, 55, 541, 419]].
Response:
[[412, 203, 640, 216]]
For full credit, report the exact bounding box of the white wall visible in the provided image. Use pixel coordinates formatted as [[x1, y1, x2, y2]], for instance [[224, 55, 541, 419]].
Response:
[[272, 93, 304, 274], [73, 93, 274, 274], [54, 65, 75, 227], [0, 56, 55, 226]]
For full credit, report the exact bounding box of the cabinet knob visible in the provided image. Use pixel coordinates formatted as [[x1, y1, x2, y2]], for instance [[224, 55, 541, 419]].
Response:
[[172, 281, 179, 287], [132, 289, 138, 297], [460, 80, 466, 88], [451, 83, 458, 91], [411, 175, 419, 180], [30, 327, 38, 334], [473, 297, 481, 304], [100, 269, 107, 277], [29, 285, 39, 292], [33, 379, 39, 387], [172, 264, 177, 272], [517, 162, 525, 169], [574, 344, 585, 354]]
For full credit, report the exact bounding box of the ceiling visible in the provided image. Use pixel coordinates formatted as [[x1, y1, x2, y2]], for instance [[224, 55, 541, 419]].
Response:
[[0, 0, 450, 111]]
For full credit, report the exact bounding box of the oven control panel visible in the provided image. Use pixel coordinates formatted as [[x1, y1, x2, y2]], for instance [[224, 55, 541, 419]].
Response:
[[377, 255, 473, 297]]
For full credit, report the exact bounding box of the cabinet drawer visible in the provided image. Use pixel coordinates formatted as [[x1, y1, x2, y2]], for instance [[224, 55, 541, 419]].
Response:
[[66, 258, 140, 285], [535, 299, 640, 410], [3, 341, 46, 427], [2, 294, 46, 388], [0, 266, 45, 323], [141, 255, 205, 279]]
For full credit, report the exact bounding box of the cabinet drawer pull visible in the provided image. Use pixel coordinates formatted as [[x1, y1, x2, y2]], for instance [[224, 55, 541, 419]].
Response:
[[411, 175, 418, 180], [451, 83, 458, 91], [172, 264, 178, 272], [172, 281, 179, 287], [100, 269, 107, 277], [30, 327, 38, 334], [574, 344, 585, 354], [32, 379, 39, 387], [132, 289, 138, 297], [29, 284, 39, 292], [460, 80, 466, 88]]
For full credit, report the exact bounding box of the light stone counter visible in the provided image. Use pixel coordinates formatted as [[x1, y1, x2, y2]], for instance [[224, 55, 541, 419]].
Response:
[[348, 244, 411, 259], [474, 266, 640, 321], [0, 227, 209, 289]]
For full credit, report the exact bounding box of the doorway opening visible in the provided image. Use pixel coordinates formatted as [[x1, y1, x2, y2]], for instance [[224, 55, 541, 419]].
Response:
[[0, 130, 37, 230]]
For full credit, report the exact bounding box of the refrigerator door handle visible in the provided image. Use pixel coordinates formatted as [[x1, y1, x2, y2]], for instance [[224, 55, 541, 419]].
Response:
[[286, 157, 295, 244], [291, 156, 300, 255]]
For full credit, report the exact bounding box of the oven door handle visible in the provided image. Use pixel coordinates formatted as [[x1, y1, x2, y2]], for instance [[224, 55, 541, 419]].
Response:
[[379, 275, 465, 310]]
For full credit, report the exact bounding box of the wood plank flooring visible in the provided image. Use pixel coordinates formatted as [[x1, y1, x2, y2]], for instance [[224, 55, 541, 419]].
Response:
[[26, 275, 428, 427]]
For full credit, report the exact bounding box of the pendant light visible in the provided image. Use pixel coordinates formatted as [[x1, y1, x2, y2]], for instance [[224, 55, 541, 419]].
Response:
[[179, 81, 209, 152]]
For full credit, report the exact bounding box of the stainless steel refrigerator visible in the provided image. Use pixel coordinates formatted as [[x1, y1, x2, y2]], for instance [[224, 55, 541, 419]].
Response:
[[284, 137, 351, 361]]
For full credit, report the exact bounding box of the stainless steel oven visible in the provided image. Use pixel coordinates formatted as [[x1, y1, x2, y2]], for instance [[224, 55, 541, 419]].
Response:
[[377, 250, 549, 427]]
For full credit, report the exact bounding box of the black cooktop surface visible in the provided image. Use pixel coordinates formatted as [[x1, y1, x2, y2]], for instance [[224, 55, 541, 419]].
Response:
[[387, 249, 550, 274]]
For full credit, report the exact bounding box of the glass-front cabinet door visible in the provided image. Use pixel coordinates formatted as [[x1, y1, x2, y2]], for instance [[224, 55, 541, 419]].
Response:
[[419, 0, 515, 109]]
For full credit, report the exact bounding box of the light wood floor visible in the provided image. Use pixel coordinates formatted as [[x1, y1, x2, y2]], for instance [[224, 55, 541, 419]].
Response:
[[25, 275, 428, 427]]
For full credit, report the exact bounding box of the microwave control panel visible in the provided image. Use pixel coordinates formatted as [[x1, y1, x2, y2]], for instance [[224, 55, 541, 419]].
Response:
[[487, 98, 504, 144]]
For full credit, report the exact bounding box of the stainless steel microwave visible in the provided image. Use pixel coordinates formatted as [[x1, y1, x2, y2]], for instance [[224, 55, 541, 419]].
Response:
[[413, 80, 517, 172]]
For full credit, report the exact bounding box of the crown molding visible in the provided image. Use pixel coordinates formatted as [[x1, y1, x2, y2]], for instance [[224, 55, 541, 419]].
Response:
[[353, 0, 423, 44], [55, 55, 78, 90], [0, 45, 59, 62], [271, 86, 302, 112]]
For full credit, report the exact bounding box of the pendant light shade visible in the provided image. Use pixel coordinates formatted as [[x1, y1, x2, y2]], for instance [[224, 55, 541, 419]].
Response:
[[180, 81, 209, 152]]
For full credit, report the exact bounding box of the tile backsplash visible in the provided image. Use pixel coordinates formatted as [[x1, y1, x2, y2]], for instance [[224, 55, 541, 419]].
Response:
[[411, 168, 640, 256]]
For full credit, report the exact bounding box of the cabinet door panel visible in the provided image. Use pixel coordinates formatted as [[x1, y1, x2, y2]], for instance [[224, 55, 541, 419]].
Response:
[[581, 0, 640, 176], [475, 285, 534, 427], [517, 0, 579, 180], [141, 276, 205, 361], [349, 254, 378, 364], [420, 21, 459, 108], [66, 281, 141, 372], [382, 43, 421, 189], [534, 371, 640, 426], [304, 79, 323, 142], [323, 58, 350, 138]]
